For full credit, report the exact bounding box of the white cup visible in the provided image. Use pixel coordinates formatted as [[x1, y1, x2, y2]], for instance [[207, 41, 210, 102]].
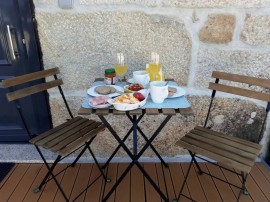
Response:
[[133, 71, 150, 86], [150, 81, 168, 103]]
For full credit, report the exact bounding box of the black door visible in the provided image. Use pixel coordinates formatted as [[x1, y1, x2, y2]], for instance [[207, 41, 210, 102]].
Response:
[[0, 0, 51, 142]]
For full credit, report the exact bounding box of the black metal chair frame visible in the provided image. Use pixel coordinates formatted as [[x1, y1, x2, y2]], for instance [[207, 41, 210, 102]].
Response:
[[99, 112, 172, 202], [4, 70, 110, 202], [174, 77, 270, 202]]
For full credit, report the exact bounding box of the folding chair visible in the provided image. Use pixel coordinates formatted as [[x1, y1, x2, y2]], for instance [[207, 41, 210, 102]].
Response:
[[174, 71, 269, 202], [2, 67, 110, 202]]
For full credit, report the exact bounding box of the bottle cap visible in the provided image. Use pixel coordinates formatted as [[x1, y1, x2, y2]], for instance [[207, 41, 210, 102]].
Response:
[[105, 68, 115, 74]]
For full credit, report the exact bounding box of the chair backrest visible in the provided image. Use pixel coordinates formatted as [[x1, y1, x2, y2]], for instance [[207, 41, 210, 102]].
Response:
[[2, 67, 63, 102], [205, 71, 270, 143], [2, 67, 73, 138]]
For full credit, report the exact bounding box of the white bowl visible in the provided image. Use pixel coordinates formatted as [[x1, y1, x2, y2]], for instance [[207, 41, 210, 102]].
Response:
[[108, 89, 149, 111]]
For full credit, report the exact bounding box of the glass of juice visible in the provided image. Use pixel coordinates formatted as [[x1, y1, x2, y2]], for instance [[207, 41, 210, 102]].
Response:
[[114, 53, 128, 85], [149, 52, 161, 81]]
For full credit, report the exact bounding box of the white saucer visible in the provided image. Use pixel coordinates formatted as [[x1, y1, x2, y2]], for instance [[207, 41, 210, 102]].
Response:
[[87, 85, 124, 97], [167, 85, 186, 98], [127, 78, 134, 84]]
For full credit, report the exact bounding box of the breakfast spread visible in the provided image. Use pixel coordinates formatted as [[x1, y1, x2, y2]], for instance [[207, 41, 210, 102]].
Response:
[[95, 86, 116, 95], [89, 95, 110, 106], [114, 93, 145, 104], [168, 86, 177, 97]]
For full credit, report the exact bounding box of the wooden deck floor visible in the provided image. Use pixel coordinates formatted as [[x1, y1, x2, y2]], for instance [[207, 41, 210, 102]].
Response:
[[0, 162, 270, 202]]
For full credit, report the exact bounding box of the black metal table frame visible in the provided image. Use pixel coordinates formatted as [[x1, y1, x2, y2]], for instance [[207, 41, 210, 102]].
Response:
[[99, 111, 172, 202]]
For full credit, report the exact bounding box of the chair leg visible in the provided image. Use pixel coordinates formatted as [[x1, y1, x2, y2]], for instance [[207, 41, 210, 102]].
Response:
[[34, 146, 69, 202], [88, 145, 111, 183], [237, 172, 249, 201], [70, 138, 95, 167], [189, 151, 203, 175], [173, 159, 194, 202]]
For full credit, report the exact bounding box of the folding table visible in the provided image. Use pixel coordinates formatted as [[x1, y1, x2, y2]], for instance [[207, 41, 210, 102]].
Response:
[[78, 78, 193, 202]]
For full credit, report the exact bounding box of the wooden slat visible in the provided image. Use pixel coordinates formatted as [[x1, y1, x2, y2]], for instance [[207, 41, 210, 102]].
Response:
[[58, 124, 105, 156], [155, 163, 167, 201], [195, 126, 262, 150], [112, 109, 126, 115], [38, 164, 66, 202], [182, 135, 254, 167], [256, 163, 270, 182], [6, 79, 63, 101], [114, 163, 130, 202], [162, 164, 175, 201], [197, 164, 223, 202], [43, 120, 96, 149], [165, 78, 174, 81], [131, 166, 145, 202], [69, 164, 93, 202], [95, 109, 109, 115], [179, 107, 194, 116], [177, 140, 252, 173], [8, 164, 42, 202], [129, 109, 143, 115], [212, 71, 270, 89], [84, 165, 105, 201], [102, 164, 118, 202], [35, 118, 88, 146], [145, 108, 159, 115], [209, 82, 270, 102], [2, 67, 59, 88], [0, 164, 30, 202], [50, 122, 99, 152], [181, 163, 207, 202], [78, 107, 92, 115], [94, 78, 104, 82], [189, 130, 258, 159], [162, 108, 176, 115], [30, 117, 82, 144], [144, 163, 161, 202], [169, 163, 191, 202], [54, 165, 80, 202], [206, 163, 237, 201]]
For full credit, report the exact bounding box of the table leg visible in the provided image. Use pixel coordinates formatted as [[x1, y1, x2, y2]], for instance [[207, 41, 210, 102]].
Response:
[[132, 115, 138, 155], [99, 115, 172, 202]]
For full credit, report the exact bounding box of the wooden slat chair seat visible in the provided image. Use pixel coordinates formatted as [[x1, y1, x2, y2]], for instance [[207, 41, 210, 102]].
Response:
[[2, 67, 109, 202], [174, 71, 269, 202], [176, 126, 262, 174]]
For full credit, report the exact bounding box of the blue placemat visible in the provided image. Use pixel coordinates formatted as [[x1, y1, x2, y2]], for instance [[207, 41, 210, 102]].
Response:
[[82, 81, 190, 109]]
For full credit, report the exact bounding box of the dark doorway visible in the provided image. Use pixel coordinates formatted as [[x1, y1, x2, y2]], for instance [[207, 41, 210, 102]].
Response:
[[0, 0, 51, 142]]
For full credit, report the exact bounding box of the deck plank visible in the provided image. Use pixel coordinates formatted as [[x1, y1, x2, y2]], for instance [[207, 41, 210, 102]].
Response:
[[38, 164, 66, 202], [220, 164, 253, 202], [144, 163, 161, 202], [197, 163, 222, 202], [131, 165, 145, 202], [156, 163, 168, 200], [54, 164, 80, 202], [69, 164, 93, 202], [181, 163, 207, 202], [102, 163, 118, 202], [114, 163, 130, 202], [0, 164, 30, 202], [7, 164, 42, 202], [1, 162, 270, 202], [84, 165, 104, 201], [169, 163, 191, 202], [206, 163, 236, 202]]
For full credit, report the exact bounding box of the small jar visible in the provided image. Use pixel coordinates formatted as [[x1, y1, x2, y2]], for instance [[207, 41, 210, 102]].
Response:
[[104, 68, 116, 85]]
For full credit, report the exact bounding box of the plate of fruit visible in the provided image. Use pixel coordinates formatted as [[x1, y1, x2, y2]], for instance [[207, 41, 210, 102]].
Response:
[[124, 83, 144, 93], [108, 89, 149, 111]]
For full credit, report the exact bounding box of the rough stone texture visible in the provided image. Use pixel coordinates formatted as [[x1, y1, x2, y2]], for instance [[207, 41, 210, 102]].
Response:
[[79, 0, 158, 6], [241, 15, 270, 46], [199, 14, 235, 44], [194, 47, 270, 88], [36, 12, 191, 91], [162, 0, 270, 8], [49, 95, 265, 157]]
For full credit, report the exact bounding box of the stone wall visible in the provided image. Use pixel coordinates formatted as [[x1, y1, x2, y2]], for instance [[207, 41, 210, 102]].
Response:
[[33, 0, 270, 158]]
